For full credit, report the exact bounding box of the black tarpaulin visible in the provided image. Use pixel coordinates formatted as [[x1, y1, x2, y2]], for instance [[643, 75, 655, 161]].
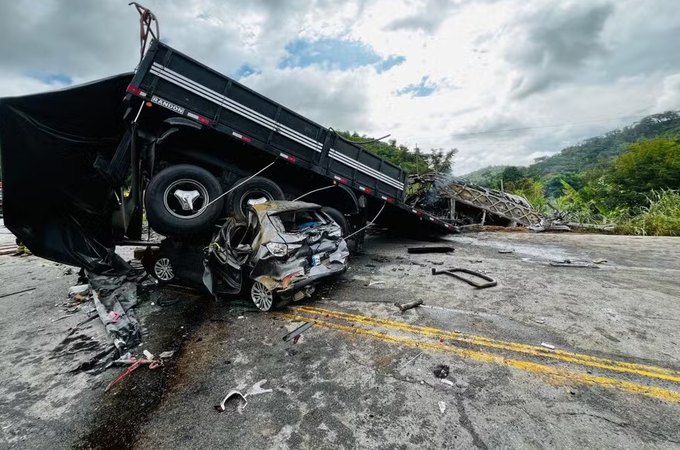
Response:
[[0, 74, 133, 273]]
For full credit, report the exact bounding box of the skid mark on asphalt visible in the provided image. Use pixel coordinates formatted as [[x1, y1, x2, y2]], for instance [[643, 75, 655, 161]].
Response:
[[276, 306, 680, 403]]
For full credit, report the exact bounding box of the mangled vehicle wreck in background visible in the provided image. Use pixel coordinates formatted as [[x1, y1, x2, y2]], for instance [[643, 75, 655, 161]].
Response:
[[204, 201, 349, 311]]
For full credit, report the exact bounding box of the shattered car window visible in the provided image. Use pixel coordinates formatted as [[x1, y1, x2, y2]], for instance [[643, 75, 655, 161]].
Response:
[[270, 209, 329, 233]]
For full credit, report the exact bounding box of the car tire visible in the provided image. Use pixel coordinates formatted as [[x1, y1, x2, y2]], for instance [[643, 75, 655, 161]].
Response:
[[321, 207, 349, 236], [226, 176, 285, 222], [145, 164, 224, 236], [250, 281, 276, 311], [142, 250, 175, 284]]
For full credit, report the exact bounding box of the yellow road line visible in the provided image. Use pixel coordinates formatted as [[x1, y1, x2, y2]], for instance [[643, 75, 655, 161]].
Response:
[[294, 305, 680, 384], [277, 312, 680, 403]]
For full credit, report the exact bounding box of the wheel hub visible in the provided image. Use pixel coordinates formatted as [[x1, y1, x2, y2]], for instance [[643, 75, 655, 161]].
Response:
[[251, 281, 274, 311], [153, 257, 174, 281], [163, 179, 210, 219]]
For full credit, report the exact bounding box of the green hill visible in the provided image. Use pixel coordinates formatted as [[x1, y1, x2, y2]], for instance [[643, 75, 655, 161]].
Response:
[[464, 111, 680, 185]]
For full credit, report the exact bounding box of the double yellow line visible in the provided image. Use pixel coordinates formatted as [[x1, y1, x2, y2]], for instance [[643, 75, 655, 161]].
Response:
[[277, 305, 680, 403]]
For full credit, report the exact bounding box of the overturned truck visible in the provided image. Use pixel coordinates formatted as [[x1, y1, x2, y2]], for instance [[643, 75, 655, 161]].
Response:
[[0, 20, 460, 307]]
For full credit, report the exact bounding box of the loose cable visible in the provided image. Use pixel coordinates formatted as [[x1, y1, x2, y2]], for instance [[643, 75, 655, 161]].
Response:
[[344, 202, 387, 240], [204, 160, 276, 209]]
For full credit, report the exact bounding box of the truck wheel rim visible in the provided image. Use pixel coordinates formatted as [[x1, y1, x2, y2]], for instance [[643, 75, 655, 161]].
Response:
[[163, 179, 210, 219], [251, 281, 273, 311], [239, 189, 273, 217], [154, 257, 174, 281]]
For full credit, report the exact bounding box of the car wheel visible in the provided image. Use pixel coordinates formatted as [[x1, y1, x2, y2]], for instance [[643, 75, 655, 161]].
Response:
[[145, 164, 224, 236], [226, 176, 284, 222], [142, 251, 175, 284], [250, 281, 275, 311]]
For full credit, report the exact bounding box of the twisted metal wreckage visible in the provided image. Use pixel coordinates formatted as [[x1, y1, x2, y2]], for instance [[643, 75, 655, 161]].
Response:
[[0, 4, 549, 356]]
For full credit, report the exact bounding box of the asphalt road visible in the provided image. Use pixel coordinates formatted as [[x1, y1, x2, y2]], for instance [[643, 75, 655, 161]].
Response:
[[1, 229, 679, 449]]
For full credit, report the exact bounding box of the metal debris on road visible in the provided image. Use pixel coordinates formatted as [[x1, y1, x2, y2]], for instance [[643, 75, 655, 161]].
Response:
[[246, 379, 273, 397], [541, 342, 556, 350], [395, 299, 423, 312], [283, 322, 313, 342], [440, 379, 454, 387], [0, 287, 36, 299], [498, 249, 515, 254], [549, 259, 595, 268], [438, 401, 447, 414], [398, 351, 424, 369], [433, 364, 450, 379], [431, 267, 497, 289], [593, 258, 608, 264], [407, 246, 454, 254], [159, 350, 175, 359], [214, 390, 247, 412], [215, 380, 273, 413]]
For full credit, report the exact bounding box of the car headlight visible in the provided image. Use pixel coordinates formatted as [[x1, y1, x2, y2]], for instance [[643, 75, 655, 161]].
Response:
[[265, 242, 301, 257]]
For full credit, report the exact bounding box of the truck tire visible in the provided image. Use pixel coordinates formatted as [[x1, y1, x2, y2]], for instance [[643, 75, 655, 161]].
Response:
[[321, 207, 349, 236], [145, 164, 224, 236], [226, 176, 285, 221]]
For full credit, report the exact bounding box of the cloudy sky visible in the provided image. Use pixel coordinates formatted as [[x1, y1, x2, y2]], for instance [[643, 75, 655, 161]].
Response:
[[1, 0, 678, 174]]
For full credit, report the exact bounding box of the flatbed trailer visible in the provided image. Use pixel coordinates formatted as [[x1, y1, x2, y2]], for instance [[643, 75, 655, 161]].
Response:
[[120, 40, 455, 240], [0, 28, 456, 274]]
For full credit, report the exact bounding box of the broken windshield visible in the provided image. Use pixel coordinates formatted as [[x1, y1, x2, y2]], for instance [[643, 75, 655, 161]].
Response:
[[269, 209, 329, 233]]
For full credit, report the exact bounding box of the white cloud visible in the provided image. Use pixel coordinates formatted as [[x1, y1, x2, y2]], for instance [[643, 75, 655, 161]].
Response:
[[1, 0, 678, 175]]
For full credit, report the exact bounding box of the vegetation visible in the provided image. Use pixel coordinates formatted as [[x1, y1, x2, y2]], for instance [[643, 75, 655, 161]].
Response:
[[338, 131, 457, 174], [463, 111, 680, 236]]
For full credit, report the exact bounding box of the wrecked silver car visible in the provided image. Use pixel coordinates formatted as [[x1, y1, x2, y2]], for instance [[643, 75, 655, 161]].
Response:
[[203, 201, 349, 311]]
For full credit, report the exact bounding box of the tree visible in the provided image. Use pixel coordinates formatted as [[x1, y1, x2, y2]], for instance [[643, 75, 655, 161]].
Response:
[[609, 138, 680, 208]]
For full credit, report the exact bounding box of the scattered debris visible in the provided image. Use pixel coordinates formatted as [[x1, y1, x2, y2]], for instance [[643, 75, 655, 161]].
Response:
[[214, 390, 247, 412], [441, 379, 454, 387], [541, 342, 556, 350], [438, 401, 447, 414], [159, 350, 175, 359], [534, 318, 546, 324], [498, 249, 515, 254], [407, 246, 454, 254], [549, 259, 595, 268], [367, 280, 385, 286], [215, 379, 273, 413], [283, 322, 313, 342], [593, 258, 608, 264], [395, 299, 423, 312], [433, 364, 450, 379], [431, 267, 497, 289], [398, 351, 423, 369], [246, 379, 273, 397], [105, 359, 145, 392], [0, 287, 36, 299]]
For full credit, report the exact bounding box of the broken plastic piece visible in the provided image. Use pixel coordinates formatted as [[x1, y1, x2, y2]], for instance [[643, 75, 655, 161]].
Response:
[[440, 379, 454, 387], [246, 379, 273, 397], [592, 258, 607, 264], [540, 342, 556, 350], [214, 390, 247, 412], [159, 350, 175, 359]]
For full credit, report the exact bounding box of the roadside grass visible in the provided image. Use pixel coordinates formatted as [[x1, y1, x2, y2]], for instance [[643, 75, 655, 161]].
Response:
[[617, 190, 680, 236]]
